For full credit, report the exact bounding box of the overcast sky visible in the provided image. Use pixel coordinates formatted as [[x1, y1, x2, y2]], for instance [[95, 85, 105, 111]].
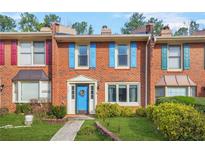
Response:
[[1, 12, 205, 34]]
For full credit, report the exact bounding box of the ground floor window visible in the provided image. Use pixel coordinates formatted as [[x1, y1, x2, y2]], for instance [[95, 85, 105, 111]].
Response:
[[106, 82, 140, 103], [13, 81, 51, 103], [155, 86, 196, 99]]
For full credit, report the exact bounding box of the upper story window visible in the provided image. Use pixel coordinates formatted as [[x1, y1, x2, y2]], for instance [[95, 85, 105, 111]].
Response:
[[19, 41, 45, 66], [117, 45, 128, 67], [168, 45, 181, 70], [78, 45, 88, 67]]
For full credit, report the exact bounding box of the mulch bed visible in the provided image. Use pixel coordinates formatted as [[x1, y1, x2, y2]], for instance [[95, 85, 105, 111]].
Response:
[[42, 118, 67, 124]]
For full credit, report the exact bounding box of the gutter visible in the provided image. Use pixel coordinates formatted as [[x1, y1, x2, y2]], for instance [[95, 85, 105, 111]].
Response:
[[145, 35, 151, 108]]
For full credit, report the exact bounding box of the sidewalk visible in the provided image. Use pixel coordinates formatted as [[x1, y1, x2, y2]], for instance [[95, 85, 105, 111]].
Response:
[[50, 120, 84, 141]]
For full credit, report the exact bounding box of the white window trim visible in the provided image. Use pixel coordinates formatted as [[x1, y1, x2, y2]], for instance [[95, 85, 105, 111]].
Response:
[[115, 43, 130, 69], [18, 41, 46, 67], [13, 81, 51, 103], [167, 44, 183, 72], [75, 44, 90, 69], [105, 82, 140, 106]]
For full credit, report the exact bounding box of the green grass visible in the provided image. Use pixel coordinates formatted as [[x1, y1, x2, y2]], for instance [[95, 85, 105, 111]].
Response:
[[75, 120, 111, 141], [99, 117, 166, 141], [0, 114, 63, 141]]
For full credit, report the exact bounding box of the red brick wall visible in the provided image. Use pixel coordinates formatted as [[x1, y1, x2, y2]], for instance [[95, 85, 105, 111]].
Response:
[[149, 43, 205, 104], [0, 40, 50, 112], [51, 40, 146, 107]]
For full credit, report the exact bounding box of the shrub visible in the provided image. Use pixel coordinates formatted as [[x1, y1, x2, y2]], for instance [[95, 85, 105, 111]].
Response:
[[31, 103, 51, 118], [49, 105, 66, 119], [120, 106, 135, 117], [96, 103, 121, 119], [146, 105, 154, 120], [77, 126, 96, 135], [152, 103, 205, 141], [15, 104, 32, 114], [0, 108, 9, 116], [136, 107, 146, 117]]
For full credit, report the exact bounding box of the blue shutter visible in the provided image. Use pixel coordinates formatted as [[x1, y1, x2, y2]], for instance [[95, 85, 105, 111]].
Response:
[[109, 42, 115, 67], [90, 43, 96, 68], [69, 43, 75, 68], [184, 44, 190, 70], [130, 42, 137, 68], [161, 44, 168, 70]]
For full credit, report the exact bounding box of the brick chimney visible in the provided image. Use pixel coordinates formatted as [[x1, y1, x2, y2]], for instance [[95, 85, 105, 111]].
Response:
[[51, 23, 76, 35], [160, 25, 172, 36], [101, 25, 112, 35], [146, 23, 154, 34]]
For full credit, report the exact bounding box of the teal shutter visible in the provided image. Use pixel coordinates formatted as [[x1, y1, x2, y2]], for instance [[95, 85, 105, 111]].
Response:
[[69, 43, 75, 68], [109, 42, 115, 67], [130, 42, 137, 68], [90, 43, 96, 68], [161, 44, 168, 70], [184, 44, 190, 70]]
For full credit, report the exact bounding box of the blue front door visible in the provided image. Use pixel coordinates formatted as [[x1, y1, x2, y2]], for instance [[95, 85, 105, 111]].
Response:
[[76, 85, 89, 114]]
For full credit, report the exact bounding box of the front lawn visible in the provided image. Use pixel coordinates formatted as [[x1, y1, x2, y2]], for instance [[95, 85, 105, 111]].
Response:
[[0, 114, 63, 141], [75, 120, 111, 141], [99, 117, 166, 141]]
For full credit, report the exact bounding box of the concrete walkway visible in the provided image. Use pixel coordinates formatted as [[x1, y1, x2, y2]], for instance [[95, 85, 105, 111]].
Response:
[[51, 120, 84, 141]]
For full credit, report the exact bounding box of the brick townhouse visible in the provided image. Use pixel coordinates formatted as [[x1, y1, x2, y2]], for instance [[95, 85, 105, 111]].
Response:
[[0, 23, 205, 114]]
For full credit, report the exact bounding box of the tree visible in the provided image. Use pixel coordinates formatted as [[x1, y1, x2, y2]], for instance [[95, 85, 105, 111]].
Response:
[[174, 27, 188, 36], [189, 20, 199, 35], [88, 25, 94, 35], [43, 14, 61, 27], [121, 13, 146, 34], [0, 14, 16, 32], [19, 12, 40, 32], [72, 21, 93, 35], [147, 17, 164, 35]]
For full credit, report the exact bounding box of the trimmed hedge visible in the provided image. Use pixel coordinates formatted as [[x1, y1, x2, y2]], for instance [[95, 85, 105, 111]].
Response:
[[156, 96, 205, 113], [152, 103, 205, 141], [49, 105, 66, 119]]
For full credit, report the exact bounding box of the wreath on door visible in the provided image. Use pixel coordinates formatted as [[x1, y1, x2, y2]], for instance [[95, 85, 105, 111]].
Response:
[[79, 90, 85, 96]]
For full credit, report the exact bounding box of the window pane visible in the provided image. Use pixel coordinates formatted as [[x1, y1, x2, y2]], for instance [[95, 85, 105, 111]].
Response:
[[79, 45, 88, 55], [34, 41, 45, 53], [169, 46, 181, 56], [190, 87, 196, 97], [71, 85, 75, 99], [91, 85, 94, 99], [129, 85, 138, 102], [14, 82, 18, 101], [167, 87, 188, 97], [34, 53, 45, 65], [21, 82, 39, 101], [168, 57, 181, 69], [118, 45, 128, 66], [108, 85, 116, 102], [78, 45, 88, 66], [119, 85, 127, 102], [20, 42, 32, 53], [19, 53, 32, 65], [155, 87, 165, 97]]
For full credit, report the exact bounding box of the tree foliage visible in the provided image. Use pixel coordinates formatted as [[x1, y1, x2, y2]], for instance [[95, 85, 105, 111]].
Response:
[[18, 12, 40, 32], [43, 14, 61, 27], [174, 27, 188, 36], [147, 17, 164, 35], [0, 14, 16, 32], [72, 21, 93, 34], [189, 20, 199, 35]]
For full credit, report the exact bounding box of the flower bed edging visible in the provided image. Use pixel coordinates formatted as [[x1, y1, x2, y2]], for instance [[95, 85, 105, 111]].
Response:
[[42, 118, 67, 124], [95, 121, 121, 141]]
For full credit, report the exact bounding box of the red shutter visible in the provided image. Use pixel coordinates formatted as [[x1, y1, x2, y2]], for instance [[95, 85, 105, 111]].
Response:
[[11, 40, 17, 65], [46, 40, 52, 65], [0, 41, 5, 65]]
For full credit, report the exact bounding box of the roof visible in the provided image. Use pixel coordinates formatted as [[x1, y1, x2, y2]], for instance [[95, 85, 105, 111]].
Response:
[[192, 30, 205, 36], [131, 26, 147, 34], [156, 75, 196, 86], [54, 34, 150, 42], [0, 32, 52, 40], [12, 70, 49, 81]]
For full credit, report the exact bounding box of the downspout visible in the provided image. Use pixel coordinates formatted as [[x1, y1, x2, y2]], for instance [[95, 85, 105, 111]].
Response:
[[145, 35, 151, 108]]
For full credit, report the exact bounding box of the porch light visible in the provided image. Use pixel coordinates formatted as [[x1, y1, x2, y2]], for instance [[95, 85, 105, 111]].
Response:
[[0, 84, 4, 92]]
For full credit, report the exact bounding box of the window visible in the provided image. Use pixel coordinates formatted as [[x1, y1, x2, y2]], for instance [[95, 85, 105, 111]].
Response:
[[108, 85, 116, 102], [90, 85, 94, 99], [129, 85, 138, 102], [117, 45, 128, 67], [33, 41, 45, 65], [106, 83, 140, 104], [21, 82, 39, 101], [167, 87, 188, 96], [13, 81, 50, 103], [71, 85, 75, 99], [119, 85, 127, 102], [155, 87, 165, 98], [168, 45, 181, 69], [78, 45, 88, 67], [19, 41, 45, 66], [190, 87, 196, 97]]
